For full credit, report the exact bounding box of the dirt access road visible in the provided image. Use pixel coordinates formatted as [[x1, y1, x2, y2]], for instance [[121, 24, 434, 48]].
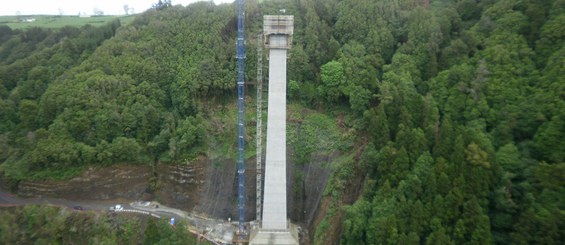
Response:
[[0, 188, 119, 210], [0, 188, 191, 221], [0, 188, 237, 244], [0, 188, 187, 222]]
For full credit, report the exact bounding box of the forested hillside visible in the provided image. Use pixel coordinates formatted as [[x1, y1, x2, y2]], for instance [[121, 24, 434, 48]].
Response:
[[0, 0, 564, 244]]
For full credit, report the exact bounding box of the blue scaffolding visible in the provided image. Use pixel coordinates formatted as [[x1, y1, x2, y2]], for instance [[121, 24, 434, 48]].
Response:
[[236, 0, 246, 238]]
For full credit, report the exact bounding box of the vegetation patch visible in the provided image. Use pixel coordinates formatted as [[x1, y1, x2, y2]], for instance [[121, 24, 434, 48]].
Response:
[[0, 204, 203, 244], [0, 15, 135, 29], [287, 104, 350, 165]]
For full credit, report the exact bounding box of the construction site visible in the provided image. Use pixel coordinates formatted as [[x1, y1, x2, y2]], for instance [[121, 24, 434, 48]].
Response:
[[232, 0, 299, 240], [0, 2, 335, 245]]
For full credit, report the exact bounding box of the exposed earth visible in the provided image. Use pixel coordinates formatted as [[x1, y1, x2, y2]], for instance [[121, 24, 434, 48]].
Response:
[[0, 153, 334, 243]]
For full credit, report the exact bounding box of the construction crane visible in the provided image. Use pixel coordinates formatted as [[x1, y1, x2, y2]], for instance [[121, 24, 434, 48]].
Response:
[[236, 0, 246, 239]]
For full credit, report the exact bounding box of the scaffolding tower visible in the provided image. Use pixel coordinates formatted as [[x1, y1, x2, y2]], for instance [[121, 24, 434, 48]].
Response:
[[236, 0, 246, 239], [256, 33, 264, 223]]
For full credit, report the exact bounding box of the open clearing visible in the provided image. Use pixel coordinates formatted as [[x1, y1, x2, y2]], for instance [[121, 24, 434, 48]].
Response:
[[0, 15, 136, 29]]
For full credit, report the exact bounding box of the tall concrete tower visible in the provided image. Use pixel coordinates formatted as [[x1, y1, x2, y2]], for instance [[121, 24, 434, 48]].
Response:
[[250, 15, 298, 245]]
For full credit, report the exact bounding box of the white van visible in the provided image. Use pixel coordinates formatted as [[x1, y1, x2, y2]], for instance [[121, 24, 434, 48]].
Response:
[[109, 204, 124, 211]]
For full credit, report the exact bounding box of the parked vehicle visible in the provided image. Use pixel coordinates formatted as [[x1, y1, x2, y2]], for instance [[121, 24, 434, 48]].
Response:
[[109, 204, 124, 211]]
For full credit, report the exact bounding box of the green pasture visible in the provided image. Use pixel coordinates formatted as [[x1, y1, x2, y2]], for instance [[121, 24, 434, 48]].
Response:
[[0, 15, 136, 29]]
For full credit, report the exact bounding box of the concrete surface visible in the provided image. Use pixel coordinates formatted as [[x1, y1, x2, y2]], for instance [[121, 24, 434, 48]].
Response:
[[250, 230, 297, 245], [262, 46, 289, 231]]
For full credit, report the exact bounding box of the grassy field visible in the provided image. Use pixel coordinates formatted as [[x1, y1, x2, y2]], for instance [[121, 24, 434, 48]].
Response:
[[0, 15, 136, 29]]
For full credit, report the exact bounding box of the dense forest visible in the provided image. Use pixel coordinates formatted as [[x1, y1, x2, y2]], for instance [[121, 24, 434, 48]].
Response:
[[0, 0, 564, 244]]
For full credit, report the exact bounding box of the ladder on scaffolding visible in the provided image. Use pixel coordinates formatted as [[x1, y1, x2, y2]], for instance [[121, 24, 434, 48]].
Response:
[[256, 33, 263, 223]]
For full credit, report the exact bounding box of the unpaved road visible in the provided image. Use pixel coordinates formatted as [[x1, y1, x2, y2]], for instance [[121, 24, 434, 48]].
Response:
[[0, 188, 237, 243], [0, 188, 164, 217], [0, 188, 114, 209]]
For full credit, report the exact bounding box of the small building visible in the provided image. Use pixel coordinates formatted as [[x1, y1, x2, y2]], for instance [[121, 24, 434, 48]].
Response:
[[79, 12, 91, 18]]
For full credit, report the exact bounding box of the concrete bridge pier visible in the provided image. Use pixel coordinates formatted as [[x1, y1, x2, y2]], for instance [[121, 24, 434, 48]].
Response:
[[249, 15, 298, 245]]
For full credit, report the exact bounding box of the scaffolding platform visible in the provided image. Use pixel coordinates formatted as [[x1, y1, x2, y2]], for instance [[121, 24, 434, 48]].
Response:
[[263, 15, 294, 50]]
